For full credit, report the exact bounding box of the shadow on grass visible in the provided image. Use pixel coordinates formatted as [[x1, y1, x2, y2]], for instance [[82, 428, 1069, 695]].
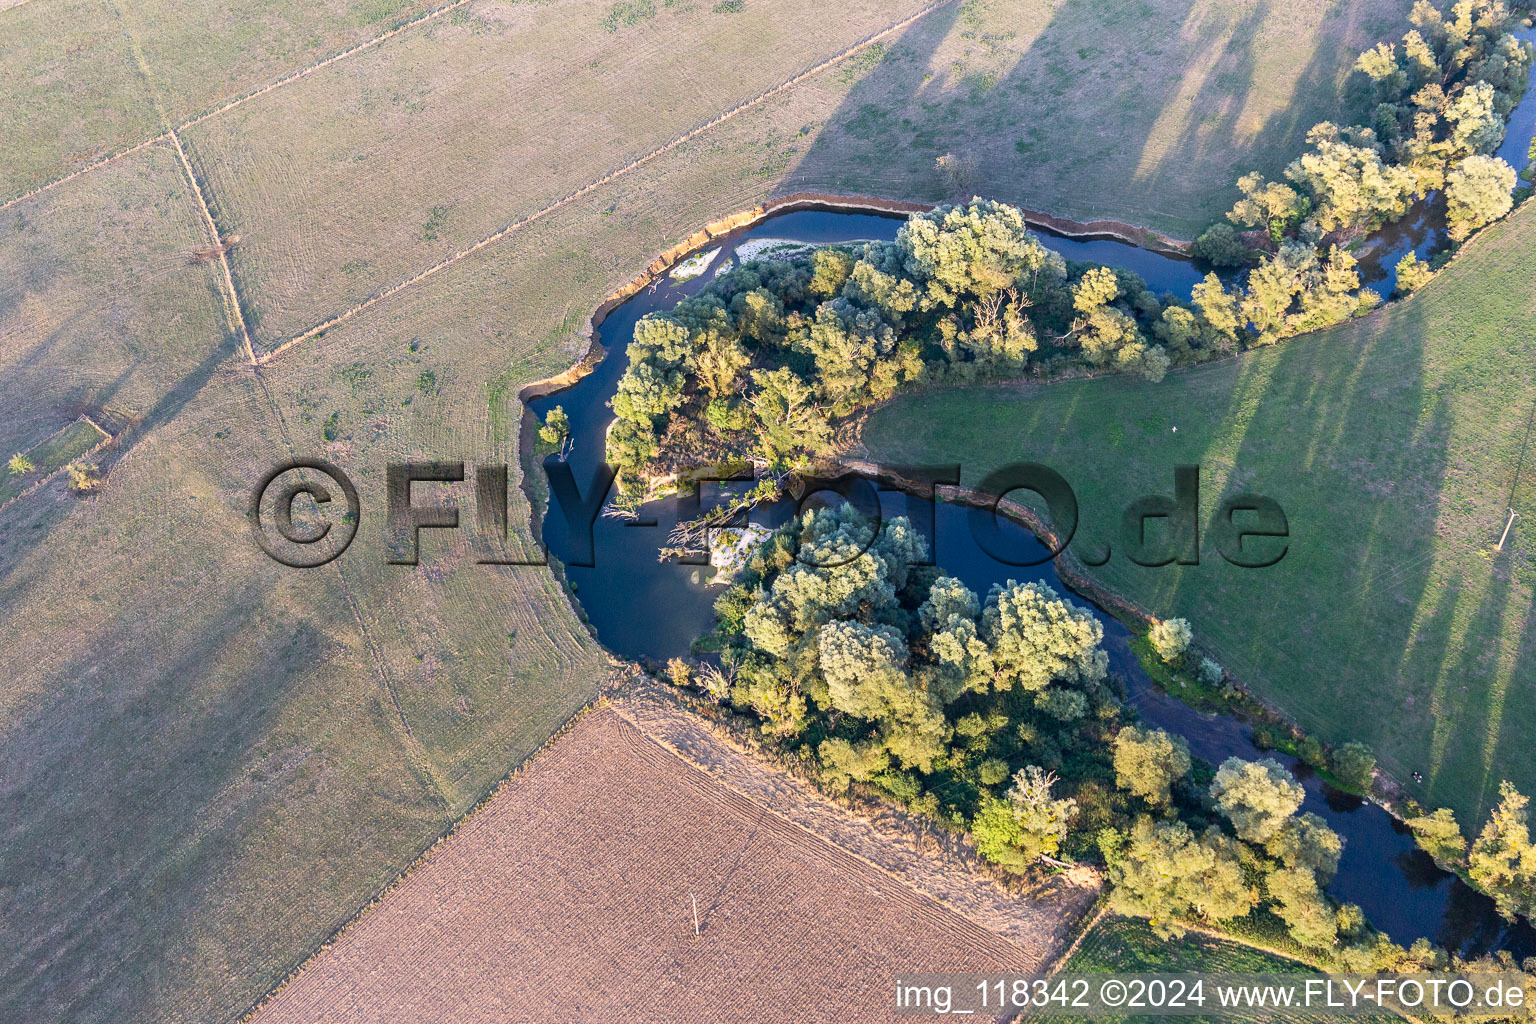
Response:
[[779, 0, 1404, 233]]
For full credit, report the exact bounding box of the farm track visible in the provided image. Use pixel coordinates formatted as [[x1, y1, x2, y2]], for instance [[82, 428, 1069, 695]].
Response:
[[254, 0, 965, 365], [0, 0, 474, 215], [170, 130, 256, 364]]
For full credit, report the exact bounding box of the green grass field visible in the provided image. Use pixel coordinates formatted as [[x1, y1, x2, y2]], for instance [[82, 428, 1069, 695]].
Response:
[[1044, 915, 1388, 1023], [0, 0, 441, 198], [0, 417, 107, 505], [0, 0, 1456, 1020], [864, 202, 1536, 825]]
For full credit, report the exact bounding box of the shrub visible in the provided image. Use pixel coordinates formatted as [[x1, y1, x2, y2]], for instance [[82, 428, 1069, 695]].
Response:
[[1147, 618, 1193, 664], [664, 657, 692, 687], [8, 452, 35, 475], [65, 462, 100, 493], [1330, 741, 1376, 792], [1191, 223, 1251, 267], [1394, 251, 1435, 294]]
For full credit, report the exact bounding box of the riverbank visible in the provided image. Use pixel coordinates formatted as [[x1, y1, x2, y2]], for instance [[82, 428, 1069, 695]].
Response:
[[520, 199, 1536, 955]]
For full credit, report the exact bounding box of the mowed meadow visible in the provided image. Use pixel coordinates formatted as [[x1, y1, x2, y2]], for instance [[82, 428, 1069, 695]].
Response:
[[864, 202, 1536, 825], [0, 0, 1438, 1021]]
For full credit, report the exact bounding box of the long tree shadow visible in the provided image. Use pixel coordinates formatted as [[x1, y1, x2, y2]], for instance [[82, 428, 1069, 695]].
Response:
[[779, 0, 1411, 234], [0, 330, 241, 592], [817, 0, 1531, 825]]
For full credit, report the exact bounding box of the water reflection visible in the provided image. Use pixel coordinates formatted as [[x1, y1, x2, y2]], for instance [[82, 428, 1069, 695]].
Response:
[[528, 206, 1536, 960]]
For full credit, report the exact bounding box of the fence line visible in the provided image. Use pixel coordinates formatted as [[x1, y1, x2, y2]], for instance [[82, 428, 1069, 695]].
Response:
[[0, 0, 474, 215], [257, 0, 961, 364], [169, 131, 256, 364]]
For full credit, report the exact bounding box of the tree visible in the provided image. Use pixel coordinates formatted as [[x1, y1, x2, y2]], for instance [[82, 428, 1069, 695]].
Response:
[[977, 757, 1010, 786], [742, 535, 896, 658], [1468, 781, 1536, 922], [972, 766, 1078, 872], [817, 620, 915, 720], [748, 367, 833, 468], [980, 581, 1108, 692], [1445, 154, 1516, 240], [1107, 817, 1255, 937], [1267, 812, 1344, 882], [1407, 807, 1467, 869], [1240, 245, 1309, 343], [899, 199, 1064, 307], [538, 405, 570, 448], [65, 462, 101, 493], [807, 246, 855, 298], [1190, 273, 1243, 353], [1266, 864, 1340, 949], [1113, 726, 1192, 807], [919, 576, 994, 695], [1394, 250, 1435, 293], [1035, 686, 1088, 722], [1147, 617, 1193, 663], [818, 737, 891, 793], [8, 452, 34, 475], [694, 333, 751, 399], [1330, 742, 1376, 792], [1227, 172, 1309, 241], [1192, 223, 1251, 267], [796, 298, 907, 409], [1211, 757, 1304, 844], [612, 359, 685, 424], [1284, 123, 1417, 234], [1356, 41, 1409, 101], [934, 152, 978, 197], [1445, 80, 1505, 157]]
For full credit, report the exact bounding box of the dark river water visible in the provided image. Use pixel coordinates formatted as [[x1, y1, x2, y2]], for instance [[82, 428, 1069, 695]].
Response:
[[528, 198, 1536, 958]]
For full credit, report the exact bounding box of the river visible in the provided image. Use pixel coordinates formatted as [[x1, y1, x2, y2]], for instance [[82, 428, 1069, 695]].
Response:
[[527, 190, 1535, 957]]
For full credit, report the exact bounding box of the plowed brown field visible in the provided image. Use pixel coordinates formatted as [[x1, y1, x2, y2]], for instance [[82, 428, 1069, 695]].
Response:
[[253, 708, 1058, 1024]]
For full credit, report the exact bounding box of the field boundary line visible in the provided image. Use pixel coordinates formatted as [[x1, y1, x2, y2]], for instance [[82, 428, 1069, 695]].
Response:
[[608, 687, 1096, 962], [233, 694, 612, 1024], [176, 0, 473, 134], [0, 0, 473, 215], [0, 418, 117, 517], [1038, 900, 1111, 976], [256, 0, 963, 364], [0, 134, 171, 215], [169, 130, 257, 364]]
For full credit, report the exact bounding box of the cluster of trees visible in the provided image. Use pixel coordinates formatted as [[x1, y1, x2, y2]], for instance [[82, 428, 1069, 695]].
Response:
[[1406, 782, 1536, 923], [607, 201, 1251, 495], [1199, 0, 1530, 288], [1107, 754, 1351, 950], [696, 508, 1381, 953], [609, 1, 1533, 494], [684, 506, 1536, 960]]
